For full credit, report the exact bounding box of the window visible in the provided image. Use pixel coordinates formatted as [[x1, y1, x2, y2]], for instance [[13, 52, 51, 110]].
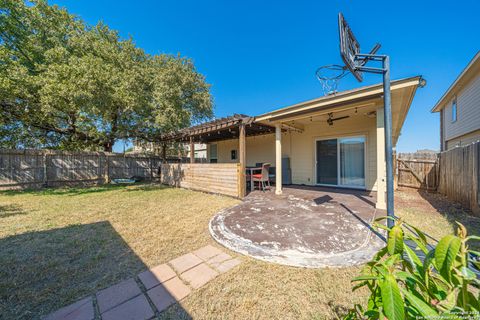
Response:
[[231, 149, 237, 160], [451, 98, 457, 122], [209, 144, 217, 163]]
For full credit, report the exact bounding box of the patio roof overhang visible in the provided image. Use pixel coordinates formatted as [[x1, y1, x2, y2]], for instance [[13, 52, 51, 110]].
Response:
[[255, 76, 423, 145], [159, 114, 276, 143]]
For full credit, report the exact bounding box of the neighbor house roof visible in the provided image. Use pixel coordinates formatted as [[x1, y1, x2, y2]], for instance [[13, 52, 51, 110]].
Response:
[[431, 51, 480, 113]]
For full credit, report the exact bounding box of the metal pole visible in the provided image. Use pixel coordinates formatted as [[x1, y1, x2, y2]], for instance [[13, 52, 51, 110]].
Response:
[[382, 55, 395, 228]]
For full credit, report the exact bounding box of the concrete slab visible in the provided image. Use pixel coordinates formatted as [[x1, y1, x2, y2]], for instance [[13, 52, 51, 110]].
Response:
[[43, 297, 94, 320], [206, 252, 232, 268], [215, 258, 242, 273], [162, 276, 191, 300], [193, 245, 223, 261], [209, 185, 386, 268], [138, 263, 176, 290], [169, 253, 203, 274], [96, 278, 141, 314], [147, 284, 176, 312], [101, 294, 153, 320], [180, 263, 219, 289]]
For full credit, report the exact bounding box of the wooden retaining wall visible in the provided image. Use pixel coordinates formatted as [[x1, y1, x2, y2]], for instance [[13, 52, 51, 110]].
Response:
[[0, 149, 162, 189], [438, 142, 480, 215], [160, 163, 240, 198]]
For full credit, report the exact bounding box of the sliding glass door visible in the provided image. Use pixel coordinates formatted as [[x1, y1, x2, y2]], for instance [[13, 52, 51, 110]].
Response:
[[316, 139, 338, 185], [316, 136, 366, 188]]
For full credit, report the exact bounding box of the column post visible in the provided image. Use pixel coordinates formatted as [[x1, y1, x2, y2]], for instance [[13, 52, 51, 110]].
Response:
[[275, 123, 282, 195], [189, 137, 195, 164], [239, 124, 246, 197], [376, 107, 387, 210]]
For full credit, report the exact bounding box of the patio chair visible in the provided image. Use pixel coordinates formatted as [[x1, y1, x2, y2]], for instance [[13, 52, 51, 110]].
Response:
[[252, 163, 271, 191]]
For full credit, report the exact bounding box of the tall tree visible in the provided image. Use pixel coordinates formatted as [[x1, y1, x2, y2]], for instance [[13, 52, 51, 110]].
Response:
[[0, 0, 213, 151]]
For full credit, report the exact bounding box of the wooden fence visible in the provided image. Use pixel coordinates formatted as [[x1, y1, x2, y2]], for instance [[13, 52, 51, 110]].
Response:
[[396, 144, 480, 215], [437, 143, 480, 215], [0, 149, 162, 189], [160, 163, 240, 198], [396, 152, 439, 191]]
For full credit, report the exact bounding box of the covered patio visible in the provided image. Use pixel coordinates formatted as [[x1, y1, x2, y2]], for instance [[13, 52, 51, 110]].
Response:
[[158, 77, 422, 208], [209, 185, 386, 268]]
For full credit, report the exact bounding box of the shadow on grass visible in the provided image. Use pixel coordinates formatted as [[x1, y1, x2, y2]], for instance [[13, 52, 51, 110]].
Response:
[[0, 204, 29, 218], [418, 190, 480, 234], [0, 183, 166, 197], [0, 221, 190, 319]]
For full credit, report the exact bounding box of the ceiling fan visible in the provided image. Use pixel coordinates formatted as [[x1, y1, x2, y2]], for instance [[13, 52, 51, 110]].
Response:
[[327, 113, 349, 126]]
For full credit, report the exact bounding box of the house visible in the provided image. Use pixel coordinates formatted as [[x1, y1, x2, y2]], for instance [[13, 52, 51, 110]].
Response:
[[159, 76, 423, 209], [432, 51, 480, 151], [133, 139, 207, 161]]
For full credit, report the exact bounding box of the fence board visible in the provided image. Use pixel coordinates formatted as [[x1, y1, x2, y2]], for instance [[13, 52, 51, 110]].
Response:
[[396, 153, 439, 191], [437, 142, 480, 215], [160, 163, 240, 198], [0, 149, 162, 189]]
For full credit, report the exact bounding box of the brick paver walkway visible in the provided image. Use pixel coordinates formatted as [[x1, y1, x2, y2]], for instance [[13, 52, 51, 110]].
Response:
[[43, 245, 241, 320]]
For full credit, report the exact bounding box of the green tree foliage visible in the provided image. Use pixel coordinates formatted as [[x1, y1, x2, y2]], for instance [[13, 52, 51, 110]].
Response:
[[344, 218, 480, 319], [0, 0, 212, 151]]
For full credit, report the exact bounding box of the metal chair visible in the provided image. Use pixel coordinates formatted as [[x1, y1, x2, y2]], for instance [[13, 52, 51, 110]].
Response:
[[252, 163, 271, 191]]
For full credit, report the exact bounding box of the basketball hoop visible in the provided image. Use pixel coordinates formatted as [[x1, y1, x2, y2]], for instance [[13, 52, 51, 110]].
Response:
[[315, 64, 348, 95]]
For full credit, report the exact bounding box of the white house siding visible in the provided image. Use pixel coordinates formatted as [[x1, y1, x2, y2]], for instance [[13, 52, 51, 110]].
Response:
[[444, 75, 480, 148]]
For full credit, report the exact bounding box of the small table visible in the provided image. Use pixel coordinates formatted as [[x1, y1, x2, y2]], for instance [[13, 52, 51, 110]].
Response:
[[246, 167, 262, 191]]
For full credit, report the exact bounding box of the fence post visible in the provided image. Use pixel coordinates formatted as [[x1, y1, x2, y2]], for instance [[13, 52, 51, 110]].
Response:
[[104, 153, 110, 184], [473, 143, 480, 215], [149, 157, 153, 181], [42, 151, 48, 188]]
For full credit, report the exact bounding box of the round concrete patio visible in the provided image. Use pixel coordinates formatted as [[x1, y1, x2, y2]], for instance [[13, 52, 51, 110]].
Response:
[[209, 186, 386, 268]]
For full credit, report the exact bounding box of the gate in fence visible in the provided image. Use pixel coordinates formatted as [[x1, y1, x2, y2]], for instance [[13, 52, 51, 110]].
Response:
[[396, 152, 439, 191]]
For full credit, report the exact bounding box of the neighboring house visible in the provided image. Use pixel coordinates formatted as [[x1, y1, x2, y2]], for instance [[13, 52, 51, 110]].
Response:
[[432, 51, 480, 151], [160, 76, 423, 209], [133, 139, 207, 160]]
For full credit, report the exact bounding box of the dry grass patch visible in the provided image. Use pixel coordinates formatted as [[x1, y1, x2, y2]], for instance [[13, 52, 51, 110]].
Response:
[[395, 188, 480, 250], [0, 185, 469, 319]]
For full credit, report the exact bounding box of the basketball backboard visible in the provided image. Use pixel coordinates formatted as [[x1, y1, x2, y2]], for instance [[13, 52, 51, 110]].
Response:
[[338, 13, 363, 81]]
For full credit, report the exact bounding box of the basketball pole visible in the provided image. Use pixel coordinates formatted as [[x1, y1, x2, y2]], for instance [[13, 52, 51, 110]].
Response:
[[355, 54, 395, 229], [382, 56, 395, 229]]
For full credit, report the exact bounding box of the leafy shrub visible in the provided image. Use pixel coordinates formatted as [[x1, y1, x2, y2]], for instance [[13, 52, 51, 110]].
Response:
[[344, 218, 480, 319]]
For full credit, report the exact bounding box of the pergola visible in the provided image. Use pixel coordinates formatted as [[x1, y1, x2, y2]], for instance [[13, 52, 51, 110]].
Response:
[[159, 114, 277, 196]]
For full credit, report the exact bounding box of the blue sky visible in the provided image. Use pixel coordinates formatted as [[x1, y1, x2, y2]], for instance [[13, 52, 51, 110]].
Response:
[[51, 0, 479, 152]]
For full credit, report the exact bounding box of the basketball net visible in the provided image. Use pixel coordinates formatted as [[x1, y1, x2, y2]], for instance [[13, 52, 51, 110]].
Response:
[[315, 64, 348, 96]]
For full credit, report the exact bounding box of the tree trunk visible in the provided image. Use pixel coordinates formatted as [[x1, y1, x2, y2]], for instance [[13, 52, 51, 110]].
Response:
[[103, 141, 114, 152]]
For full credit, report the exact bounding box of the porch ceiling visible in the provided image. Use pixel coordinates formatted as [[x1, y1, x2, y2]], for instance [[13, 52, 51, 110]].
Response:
[[255, 76, 422, 145]]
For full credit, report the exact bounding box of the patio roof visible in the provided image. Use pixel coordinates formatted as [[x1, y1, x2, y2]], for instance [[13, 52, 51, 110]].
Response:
[[159, 114, 276, 143]]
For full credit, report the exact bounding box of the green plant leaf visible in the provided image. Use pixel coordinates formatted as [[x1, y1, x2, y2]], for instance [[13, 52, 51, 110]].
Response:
[[460, 266, 476, 281], [435, 235, 461, 280], [352, 281, 368, 292], [436, 288, 458, 312], [352, 275, 379, 282], [406, 223, 429, 246], [466, 235, 480, 241], [380, 274, 405, 320], [400, 288, 439, 317], [403, 243, 423, 271], [467, 291, 480, 311], [388, 226, 404, 255]]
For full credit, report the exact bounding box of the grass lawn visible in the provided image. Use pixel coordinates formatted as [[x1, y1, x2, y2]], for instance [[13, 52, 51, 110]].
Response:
[[0, 184, 478, 319]]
